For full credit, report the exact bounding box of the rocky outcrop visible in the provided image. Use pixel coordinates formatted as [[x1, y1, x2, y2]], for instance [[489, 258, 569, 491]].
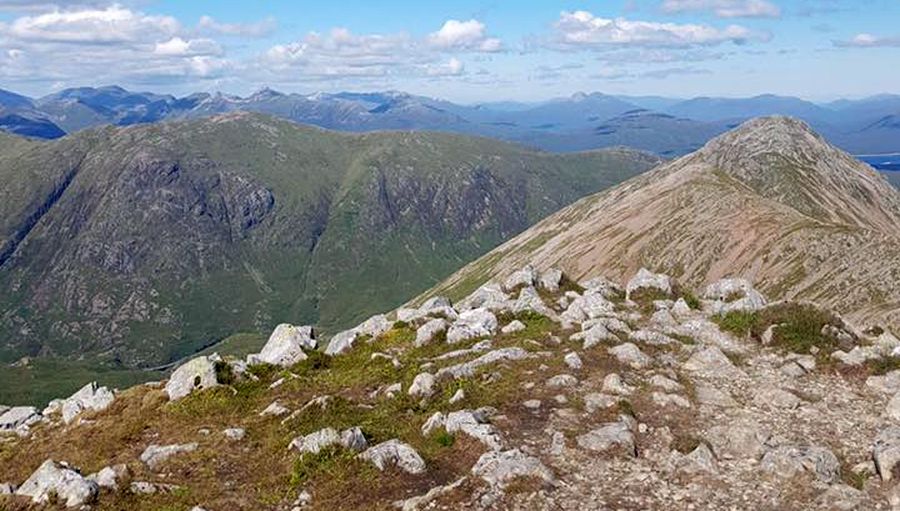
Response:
[[15, 460, 98, 507], [165, 355, 222, 401], [255, 324, 315, 366], [60, 382, 115, 424]]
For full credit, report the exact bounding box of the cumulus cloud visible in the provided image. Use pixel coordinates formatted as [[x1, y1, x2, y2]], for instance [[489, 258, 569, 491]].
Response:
[[426, 57, 465, 76], [834, 33, 900, 48], [0, 5, 233, 88], [661, 0, 781, 18], [260, 19, 499, 82], [427, 19, 502, 52], [551, 10, 765, 49]]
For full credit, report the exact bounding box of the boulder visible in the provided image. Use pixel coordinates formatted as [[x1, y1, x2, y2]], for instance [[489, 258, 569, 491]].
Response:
[[471, 448, 554, 488], [564, 352, 583, 370], [415, 318, 447, 347], [444, 410, 503, 450], [703, 278, 766, 314], [602, 373, 635, 396], [676, 444, 717, 477], [576, 416, 637, 456], [649, 374, 683, 392], [260, 400, 290, 417], [446, 308, 498, 344], [504, 265, 539, 291], [631, 329, 676, 346], [61, 382, 115, 424], [0, 406, 41, 432], [501, 320, 526, 334], [652, 392, 691, 408], [625, 268, 673, 300], [706, 419, 770, 460], [608, 343, 651, 369], [457, 283, 511, 312], [579, 276, 623, 299], [435, 347, 529, 380], [358, 440, 426, 474], [140, 443, 198, 470], [341, 427, 368, 452], [289, 428, 340, 455], [546, 374, 578, 388], [752, 386, 801, 409], [583, 393, 618, 413], [694, 384, 737, 408], [873, 426, 900, 481], [561, 292, 616, 326], [224, 428, 246, 440], [86, 464, 127, 490], [866, 370, 900, 395], [513, 286, 557, 319], [539, 268, 563, 292], [15, 460, 98, 507], [683, 346, 744, 378], [257, 324, 315, 366], [165, 356, 221, 401], [759, 445, 840, 483], [0, 482, 14, 494], [325, 329, 359, 356], [408, 372, 436, 399]]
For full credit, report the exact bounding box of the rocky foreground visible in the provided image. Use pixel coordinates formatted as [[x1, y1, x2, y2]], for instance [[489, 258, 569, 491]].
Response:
[[3, 266, 900, 510]]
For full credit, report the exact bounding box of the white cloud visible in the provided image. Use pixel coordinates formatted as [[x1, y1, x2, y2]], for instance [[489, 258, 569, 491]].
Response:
[[426, 57, 465, 76], [551, 10, 765, 48], [427, 19, 502, 52], [7, 5, 180, 43], [834, 33, 900, 48], [154, 37, 222, 57], [196, 15, 276, 38], [661, 0, 781, 19]]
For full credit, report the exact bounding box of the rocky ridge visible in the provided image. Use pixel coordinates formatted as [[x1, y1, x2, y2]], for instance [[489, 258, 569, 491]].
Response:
[[2, 265, 900, 510], [424, 116, 900, 335]]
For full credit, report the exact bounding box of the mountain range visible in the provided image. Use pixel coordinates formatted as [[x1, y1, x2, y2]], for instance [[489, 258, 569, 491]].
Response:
[[425, 116, 900, 334], [0, 113, 657, 373], [2, 86, 900, 157]]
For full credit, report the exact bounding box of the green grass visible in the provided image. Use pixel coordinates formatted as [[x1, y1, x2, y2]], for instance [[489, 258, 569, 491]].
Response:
[[714, 302, 846, 359]]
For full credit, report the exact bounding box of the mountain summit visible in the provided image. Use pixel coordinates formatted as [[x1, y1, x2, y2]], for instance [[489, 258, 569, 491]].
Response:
[[426, 116, 900, 332]]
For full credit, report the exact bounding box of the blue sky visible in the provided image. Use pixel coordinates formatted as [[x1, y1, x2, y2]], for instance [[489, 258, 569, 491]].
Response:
[[0, 0, 898, 102]]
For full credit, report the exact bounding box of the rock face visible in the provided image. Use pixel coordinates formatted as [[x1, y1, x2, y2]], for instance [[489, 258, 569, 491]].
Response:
[[0, 113, 657, 369], [61, 382, 115, 424], [165, 356, 221, 401], [15, 460, 98, 507], [256, 324, 315, 366]]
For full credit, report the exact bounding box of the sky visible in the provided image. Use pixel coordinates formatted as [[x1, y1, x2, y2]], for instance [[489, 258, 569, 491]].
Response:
[[0, 0, 898, 103]]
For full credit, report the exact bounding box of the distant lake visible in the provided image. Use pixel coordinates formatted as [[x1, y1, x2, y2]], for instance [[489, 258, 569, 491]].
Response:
[[858, 154, 900, 171]]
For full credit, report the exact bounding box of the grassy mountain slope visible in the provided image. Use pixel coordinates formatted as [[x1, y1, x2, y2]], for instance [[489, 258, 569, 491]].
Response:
[[0, 113, 659, 369], [423, 117, 900, 333]]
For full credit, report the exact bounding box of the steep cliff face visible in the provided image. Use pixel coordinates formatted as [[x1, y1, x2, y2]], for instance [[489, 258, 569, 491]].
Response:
[[0, 113, 659, 366], [424, 117, 900, 333]]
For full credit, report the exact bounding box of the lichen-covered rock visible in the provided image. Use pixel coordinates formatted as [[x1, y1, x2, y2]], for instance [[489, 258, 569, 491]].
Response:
[[703, 278, 767, 314], [87, 464, 127, 490], [358, 440, 426, 474], [446, 308, 498, 344], [504, 265, 539, 291], [435, 347, 529, 380], [256, 324, 315, 366], [415, 318, 447, 347], [140, 443, 198, 470], [15, 460, 98, 507], [0, 406, 41, 433], [874, 426, 900, 481], [608, 343, 651, 369], [408, 372, 436, 398], [625, 268, 673, 300], [539, 268, 563, 292], [576, 416, 637, 457], [471, 448, 554, 488], [165, 356, 221, 401], [325, 329, 359, 356], [61, 382, 115, 424], [759, 445, 840, 483]]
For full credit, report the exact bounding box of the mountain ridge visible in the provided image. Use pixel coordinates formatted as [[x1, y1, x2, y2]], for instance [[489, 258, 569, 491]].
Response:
[[421, 116, 900, 333]]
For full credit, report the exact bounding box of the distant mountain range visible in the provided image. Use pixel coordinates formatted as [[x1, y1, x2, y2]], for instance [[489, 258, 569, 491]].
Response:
[[1, 86, 899, 157]]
